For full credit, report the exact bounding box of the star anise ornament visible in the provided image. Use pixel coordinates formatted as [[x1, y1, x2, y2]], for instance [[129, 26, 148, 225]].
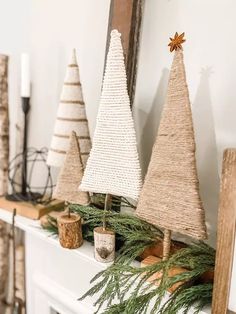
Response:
[[168, 32, 186, 52]]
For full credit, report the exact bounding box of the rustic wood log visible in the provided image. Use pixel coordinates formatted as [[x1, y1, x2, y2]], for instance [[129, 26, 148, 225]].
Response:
[[57, 213, 83, 249], [140, 241, 214, 284], [94, 227, 115, 263], [141, 255, 188, 293], [140, 239, 187, 260]]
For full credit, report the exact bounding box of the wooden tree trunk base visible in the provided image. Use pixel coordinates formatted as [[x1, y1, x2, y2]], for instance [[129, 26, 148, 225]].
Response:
[[94, 227, 115, 263], [57, 213, 83, 249], [141, 255, 187, 293]]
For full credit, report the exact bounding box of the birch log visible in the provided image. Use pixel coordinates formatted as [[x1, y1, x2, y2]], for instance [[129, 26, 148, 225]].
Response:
[[0, 54, 9, 195], [0, 54, 9, 302], [0, 222, 9, 300], [94, 227, 115, 263]]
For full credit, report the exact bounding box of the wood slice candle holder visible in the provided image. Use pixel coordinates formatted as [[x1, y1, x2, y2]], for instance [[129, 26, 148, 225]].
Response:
[[57, 213, 83, 249], [94, 227, 115, 263]]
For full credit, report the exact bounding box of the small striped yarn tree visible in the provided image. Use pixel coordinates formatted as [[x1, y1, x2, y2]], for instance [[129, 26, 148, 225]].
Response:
[[47, 49, 91, 168]]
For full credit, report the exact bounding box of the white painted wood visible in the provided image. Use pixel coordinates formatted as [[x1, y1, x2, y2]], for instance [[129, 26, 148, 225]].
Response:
[[0, 208, 211, 313]]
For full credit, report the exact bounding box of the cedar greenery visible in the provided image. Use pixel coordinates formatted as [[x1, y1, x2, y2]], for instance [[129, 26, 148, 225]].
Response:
[[43, 198, 215, 313], [80, 242, 215, 314]]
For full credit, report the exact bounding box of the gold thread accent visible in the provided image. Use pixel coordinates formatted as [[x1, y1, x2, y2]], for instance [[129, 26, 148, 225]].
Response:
[[50, 148, 66, 154], [60, 100, 84, 105], [54, 133, 90, 140], [68, 64, 78, 67], [64, 82, 81, 86], [50, 148, 89, 155], [57, 117, 88, 122]]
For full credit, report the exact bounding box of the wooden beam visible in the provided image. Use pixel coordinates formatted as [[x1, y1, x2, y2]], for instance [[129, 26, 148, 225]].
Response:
[[105, 0, 144, 104], [212, 149, 236, 314]]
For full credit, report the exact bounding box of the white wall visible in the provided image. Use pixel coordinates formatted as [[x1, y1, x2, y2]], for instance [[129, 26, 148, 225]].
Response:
[[0, 0, 110, 182], [135, 0, 236, 247]]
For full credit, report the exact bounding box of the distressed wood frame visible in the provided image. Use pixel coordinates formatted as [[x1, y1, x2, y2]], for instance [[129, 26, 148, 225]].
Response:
[[105, 0, 144, 105], [212, 149, 236, 314]]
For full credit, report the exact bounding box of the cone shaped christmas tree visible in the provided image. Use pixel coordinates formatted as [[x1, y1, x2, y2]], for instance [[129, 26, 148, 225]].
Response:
[[80, 30, 142, 201], [80, 29, 142, 263], [136, 33, 207, 260], [53, 131, 90, 205], [54, 131, 89, 249], [47, 49, 91, 168]]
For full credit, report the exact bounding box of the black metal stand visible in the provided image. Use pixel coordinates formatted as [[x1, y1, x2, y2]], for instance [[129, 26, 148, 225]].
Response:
[[21, 97, 30, 196], [6, 97, 35, 202]]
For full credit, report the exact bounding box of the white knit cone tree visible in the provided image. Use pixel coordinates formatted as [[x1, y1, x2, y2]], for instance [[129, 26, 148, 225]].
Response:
[[80, 29, 142, 263], [136, 35, 207, 261], [47, 49, 91, 168], [80, 30, 142, 201]]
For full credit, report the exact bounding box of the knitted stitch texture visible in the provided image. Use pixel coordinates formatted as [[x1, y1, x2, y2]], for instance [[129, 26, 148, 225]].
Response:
[[80, 30, 142, 201]]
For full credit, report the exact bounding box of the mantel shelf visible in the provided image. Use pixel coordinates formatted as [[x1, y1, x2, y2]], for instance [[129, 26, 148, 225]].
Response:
[[0, 208, 211, 314]]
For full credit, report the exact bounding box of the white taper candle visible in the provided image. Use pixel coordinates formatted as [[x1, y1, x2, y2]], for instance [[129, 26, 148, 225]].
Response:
[[21, 53, 30, 97]]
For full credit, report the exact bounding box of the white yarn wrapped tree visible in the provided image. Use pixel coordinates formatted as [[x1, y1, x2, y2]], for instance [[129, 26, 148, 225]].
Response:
[[47, 49, 91, 168], [80, 30, 142, 201], [80, 29, 142, 263]]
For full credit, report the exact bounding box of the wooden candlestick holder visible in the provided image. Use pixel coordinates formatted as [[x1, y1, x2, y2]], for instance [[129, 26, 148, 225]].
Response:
[[94, 227, 115, 263], [57, 213, 83, 249]]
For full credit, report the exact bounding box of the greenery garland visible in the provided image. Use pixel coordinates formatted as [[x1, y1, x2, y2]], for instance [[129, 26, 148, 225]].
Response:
[[43, 198, 215, 314]]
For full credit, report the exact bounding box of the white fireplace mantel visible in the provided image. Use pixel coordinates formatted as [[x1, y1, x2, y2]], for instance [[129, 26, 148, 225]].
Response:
[[0, 208, 211, 314]]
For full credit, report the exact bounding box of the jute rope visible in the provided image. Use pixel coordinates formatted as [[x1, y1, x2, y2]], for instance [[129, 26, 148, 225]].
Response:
[[136, 50, 207, 240], [53, 131, 90, 205], [80, 30, 142, 201], [47, 49, 91, 168]]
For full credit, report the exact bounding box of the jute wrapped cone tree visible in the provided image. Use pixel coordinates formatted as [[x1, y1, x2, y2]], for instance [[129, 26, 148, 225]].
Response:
[[47, 49, 91, 168], [80, 30, 142, 263], [54, 131, 90, 249], [136, 33, 207, 261]]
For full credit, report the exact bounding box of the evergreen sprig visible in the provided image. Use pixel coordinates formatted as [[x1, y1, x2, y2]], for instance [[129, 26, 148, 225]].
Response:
[[42, 200, 215, 313], [79, 242, 215, 314]]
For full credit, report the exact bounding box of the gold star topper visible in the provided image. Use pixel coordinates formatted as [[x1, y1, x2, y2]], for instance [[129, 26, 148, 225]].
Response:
[[168, 32, 186, 52]]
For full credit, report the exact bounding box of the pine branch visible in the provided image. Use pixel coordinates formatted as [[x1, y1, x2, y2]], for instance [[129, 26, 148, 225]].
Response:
[[42, 203, 215, 313], [80, 242, 215, 314]]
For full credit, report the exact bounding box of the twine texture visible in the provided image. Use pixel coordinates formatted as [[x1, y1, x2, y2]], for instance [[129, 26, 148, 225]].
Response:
[[53, 131, 90, 205], [136, 50, 207, 240]]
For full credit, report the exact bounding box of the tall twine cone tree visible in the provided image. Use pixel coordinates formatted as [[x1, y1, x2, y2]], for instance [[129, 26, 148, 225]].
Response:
[[47, 49, 91, 168], [54, 131, 90, 249], [136, 33, 207, 262], [80, 29, 142, 263]]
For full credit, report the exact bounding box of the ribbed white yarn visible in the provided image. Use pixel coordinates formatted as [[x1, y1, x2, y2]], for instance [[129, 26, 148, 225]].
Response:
[[47, 49, 91, 168], [80, 30, 142, 201]]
